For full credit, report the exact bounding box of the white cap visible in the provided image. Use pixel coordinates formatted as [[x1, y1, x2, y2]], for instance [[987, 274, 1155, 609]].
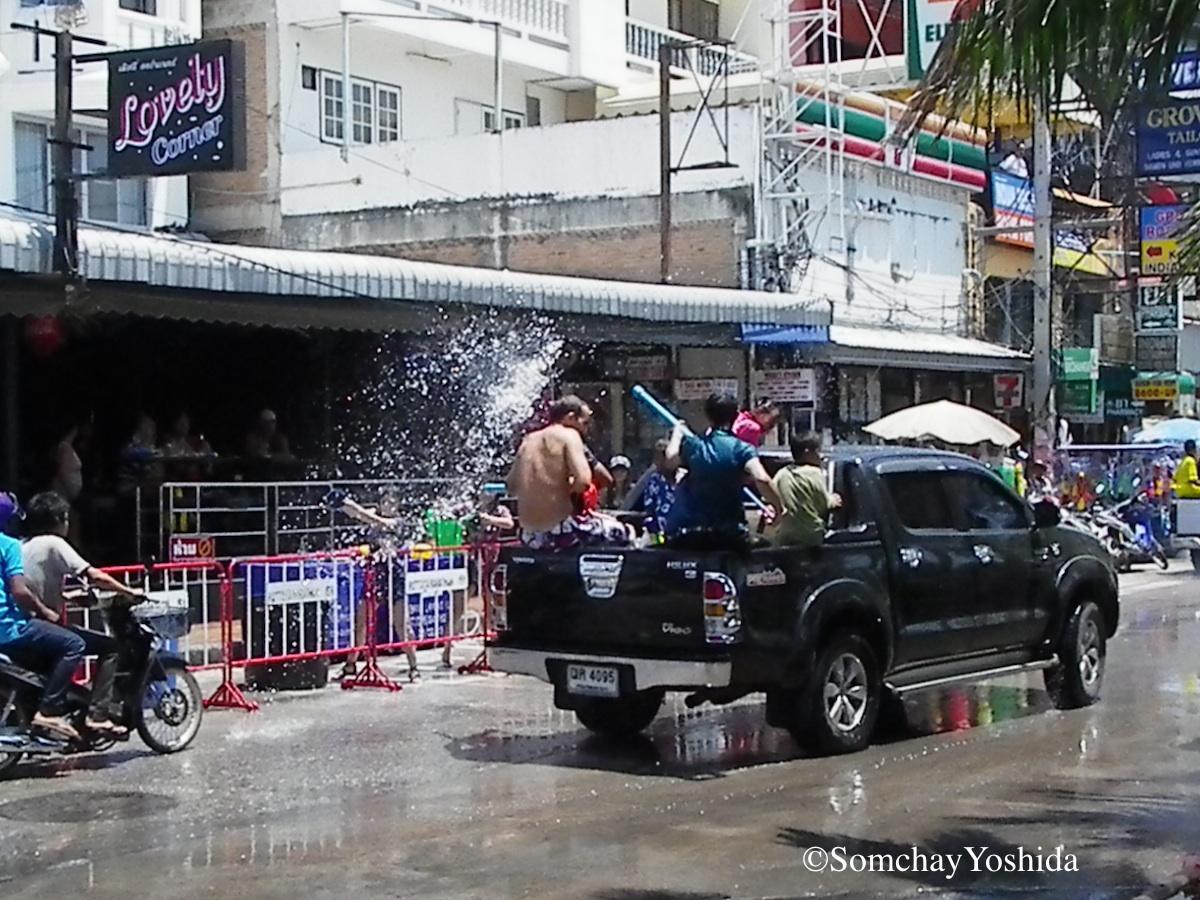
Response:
[[608, 455, 632, 470]]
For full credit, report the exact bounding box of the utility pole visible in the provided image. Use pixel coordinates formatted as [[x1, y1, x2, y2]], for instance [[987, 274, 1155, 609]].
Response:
[[1031, 106, 1055, 458], [658, 40, 673, 284], [52, 28, 77, 277]]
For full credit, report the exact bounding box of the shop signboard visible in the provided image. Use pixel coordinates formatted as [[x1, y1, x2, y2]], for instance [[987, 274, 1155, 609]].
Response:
[[624, 354, 671, 381], [1104, 394, 1145, 418], [1136, 99, 1200, 178], [1132, 376, 1182, 402], [992, 373, 1024, 410], [1136, 283, 1183, 333], [1140, 205, 1190, 276], [905, 0, 959, 80], [1135, 334, 1180, 372], [1058, 379, 1098, 416], [1058, 348, 1099, 381], [751, 368, 816, 405], [108, 40, 245, 177], [674, 378, 739, 401]]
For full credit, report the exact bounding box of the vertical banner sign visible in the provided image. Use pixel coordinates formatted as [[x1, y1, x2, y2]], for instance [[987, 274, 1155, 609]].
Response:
[[1136, 284, 1183, 333], [905, 0, 959, 80], [1140, 205, 1190, 275], [107, 40, 245, 177], [1136, 100, 1200, 177]]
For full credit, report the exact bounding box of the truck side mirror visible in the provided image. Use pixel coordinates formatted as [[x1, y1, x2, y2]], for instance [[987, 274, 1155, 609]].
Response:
[[1032, 500, 1061, 529]]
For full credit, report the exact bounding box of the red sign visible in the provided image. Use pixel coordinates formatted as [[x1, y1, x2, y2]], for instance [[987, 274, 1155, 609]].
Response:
[[993, 373, 1024, 410], [169, 535, 215, 562]]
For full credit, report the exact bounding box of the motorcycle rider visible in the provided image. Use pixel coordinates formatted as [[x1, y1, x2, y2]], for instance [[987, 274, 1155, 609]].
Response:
[[0, 493, 89, 741], [0, 492, 135, 740]]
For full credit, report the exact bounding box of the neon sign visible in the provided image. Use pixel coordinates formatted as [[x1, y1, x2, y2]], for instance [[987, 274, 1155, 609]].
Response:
[[107, 40, 244, 177]]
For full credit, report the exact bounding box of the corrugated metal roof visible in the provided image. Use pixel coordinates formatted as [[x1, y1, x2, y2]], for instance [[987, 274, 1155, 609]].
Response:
[[0, 209, 830, 328], [830, 324, 1029, 360]]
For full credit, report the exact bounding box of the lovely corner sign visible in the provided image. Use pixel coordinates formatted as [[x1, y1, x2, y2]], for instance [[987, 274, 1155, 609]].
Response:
[[107, 40, 245, 177]]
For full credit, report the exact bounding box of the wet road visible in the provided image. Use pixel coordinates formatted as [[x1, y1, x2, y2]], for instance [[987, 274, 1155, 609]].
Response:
[[2, 566, 1200, 899]]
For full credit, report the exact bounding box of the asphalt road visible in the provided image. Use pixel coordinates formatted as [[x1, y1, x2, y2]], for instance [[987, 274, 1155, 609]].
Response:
[[2, 563, 1200, 899]]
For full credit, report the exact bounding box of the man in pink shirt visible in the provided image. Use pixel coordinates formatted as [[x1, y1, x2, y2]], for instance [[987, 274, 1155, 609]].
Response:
[[733, 400, 781, 447]]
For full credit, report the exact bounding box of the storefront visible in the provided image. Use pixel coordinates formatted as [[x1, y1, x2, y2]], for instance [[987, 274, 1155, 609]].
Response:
[[744, 324, 1030, 445]]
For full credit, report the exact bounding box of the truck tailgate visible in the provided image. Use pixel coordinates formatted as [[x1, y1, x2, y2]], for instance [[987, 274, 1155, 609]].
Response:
[[498, 547, 736, 654]]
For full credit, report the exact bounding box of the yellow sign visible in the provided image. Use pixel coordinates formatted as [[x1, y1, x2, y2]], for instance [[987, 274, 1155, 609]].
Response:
[[1133, 378, 1179, 401]]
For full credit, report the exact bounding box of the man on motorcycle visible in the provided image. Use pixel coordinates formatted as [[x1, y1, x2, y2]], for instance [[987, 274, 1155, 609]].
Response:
[[0, 493, 90, 741], [0, 493, 131, 741], [19, 492, 144, 739]]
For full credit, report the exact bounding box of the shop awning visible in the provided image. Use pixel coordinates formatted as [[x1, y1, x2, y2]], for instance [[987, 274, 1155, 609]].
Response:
[[0, 209, 831, 329], [740, 324, 830, 344], [786, 324, 1029, 372]]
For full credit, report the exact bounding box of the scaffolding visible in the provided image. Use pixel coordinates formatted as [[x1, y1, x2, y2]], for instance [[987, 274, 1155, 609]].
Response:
[[756, 0, 910, 292]]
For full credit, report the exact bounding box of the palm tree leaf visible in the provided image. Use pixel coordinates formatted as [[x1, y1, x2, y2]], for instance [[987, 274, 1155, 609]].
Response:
[[902, 0, 1199, 131]]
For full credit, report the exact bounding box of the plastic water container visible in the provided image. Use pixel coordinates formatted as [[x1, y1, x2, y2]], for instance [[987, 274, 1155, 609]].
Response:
[[425, 513, 464, 548]]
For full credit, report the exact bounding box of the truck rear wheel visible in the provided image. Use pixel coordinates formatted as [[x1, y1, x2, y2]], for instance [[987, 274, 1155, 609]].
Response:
[[574, 689, 665, 739], [1044, 600, 1106, 709], [787, 631, 881, 755]]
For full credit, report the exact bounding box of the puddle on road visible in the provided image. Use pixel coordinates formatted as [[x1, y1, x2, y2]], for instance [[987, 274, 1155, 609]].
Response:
[[450, 683, 1053, 779], [0, 789, 177, 823]]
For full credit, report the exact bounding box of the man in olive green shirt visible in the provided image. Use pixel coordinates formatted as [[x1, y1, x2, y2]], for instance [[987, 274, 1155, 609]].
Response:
[[772, 432, 842, 547]]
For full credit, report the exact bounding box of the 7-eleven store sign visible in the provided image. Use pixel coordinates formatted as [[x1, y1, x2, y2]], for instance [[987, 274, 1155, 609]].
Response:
[[993, 373, 1024, 410]]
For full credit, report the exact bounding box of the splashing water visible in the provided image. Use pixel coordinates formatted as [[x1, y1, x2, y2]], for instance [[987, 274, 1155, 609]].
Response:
[[334, 311, 563, 534]]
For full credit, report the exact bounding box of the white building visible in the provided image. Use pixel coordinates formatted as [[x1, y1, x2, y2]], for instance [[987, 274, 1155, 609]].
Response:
[[0, 0, 201, 229]]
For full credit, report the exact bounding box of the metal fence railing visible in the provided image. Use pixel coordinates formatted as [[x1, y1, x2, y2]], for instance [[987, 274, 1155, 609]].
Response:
[[139, 479, 459, 562]]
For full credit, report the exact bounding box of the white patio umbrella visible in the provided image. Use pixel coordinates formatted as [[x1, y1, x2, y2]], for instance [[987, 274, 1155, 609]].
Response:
[[864, 399, 1020, 447]]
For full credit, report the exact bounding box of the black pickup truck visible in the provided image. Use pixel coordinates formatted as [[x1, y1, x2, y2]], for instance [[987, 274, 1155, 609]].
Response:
[[489, 448, 1119, 755]]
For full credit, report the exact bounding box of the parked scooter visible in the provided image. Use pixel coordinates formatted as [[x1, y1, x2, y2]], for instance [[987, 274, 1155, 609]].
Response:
[[1084, 483, 1169, 572], [0, 592, 203, 776]]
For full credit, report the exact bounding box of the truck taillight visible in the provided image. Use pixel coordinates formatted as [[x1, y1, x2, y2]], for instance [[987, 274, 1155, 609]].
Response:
[[701, 572, 740, 645], [489, 563, 509, 631]]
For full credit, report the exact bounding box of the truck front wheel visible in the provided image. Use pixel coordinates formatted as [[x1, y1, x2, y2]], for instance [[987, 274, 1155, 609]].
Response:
[[786, 631, 881, 755], [574, 689, 665, 739]]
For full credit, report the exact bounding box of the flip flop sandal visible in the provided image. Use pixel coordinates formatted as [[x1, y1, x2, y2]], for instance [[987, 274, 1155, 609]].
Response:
[[33, 719, 80, 742]]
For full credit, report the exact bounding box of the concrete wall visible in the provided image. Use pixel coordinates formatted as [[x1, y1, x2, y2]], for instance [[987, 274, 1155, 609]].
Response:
[[190, 0, 282, 242], [277, 104, 756, 217]]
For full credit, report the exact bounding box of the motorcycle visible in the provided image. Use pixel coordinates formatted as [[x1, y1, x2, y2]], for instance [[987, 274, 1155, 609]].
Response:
[[1115, 493, 1171, 571], [0, 592, 204, 776]]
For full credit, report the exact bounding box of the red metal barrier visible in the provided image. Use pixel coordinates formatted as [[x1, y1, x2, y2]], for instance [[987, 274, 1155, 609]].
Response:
[[202, 544, 496, 710]]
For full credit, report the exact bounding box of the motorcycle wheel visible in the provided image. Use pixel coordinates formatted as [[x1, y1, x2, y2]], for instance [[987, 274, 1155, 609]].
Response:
[[1155, 549, 1171, 571], [0, 685, 28, 778], [136, 661, 203, 754]]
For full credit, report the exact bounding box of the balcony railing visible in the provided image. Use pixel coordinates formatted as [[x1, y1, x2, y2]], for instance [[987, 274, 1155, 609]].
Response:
[[437, 0, 568, 40], [626, 18, 759, 77]]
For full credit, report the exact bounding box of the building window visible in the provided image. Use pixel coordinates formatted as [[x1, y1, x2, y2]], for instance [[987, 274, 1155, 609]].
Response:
[[456, 99, 524, 135], [320, 74, 345, 142], [81, 129, 147, 226], [377, 86, 400, 143], [320, 72, 401, 145], [351, 82, 373, 144], [14, 121, 49, 213], [669, 0, 719, 40], [13, 121, 146, 225], [119, 0, 159, 14], [301, 66, 318, 91]]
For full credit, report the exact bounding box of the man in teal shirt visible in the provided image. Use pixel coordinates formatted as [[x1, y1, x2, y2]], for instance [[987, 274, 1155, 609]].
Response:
[[663, 392, 781, 548]]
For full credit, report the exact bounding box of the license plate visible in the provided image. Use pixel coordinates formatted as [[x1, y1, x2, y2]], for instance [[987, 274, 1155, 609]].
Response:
[[565, 663, 619, 698]]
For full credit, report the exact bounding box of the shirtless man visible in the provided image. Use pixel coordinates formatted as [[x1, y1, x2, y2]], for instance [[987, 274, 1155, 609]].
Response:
[[508, 396, 630, 550]]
